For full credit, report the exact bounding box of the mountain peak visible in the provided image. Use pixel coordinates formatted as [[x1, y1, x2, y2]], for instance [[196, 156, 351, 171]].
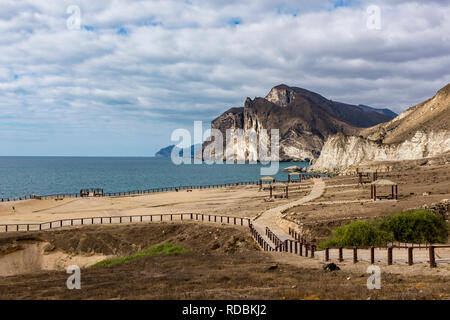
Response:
[[265, 84, 295, 107]]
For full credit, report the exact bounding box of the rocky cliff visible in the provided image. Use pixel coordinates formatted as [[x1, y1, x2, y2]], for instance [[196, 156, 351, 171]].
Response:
[[311, 84, 450, 172], [202, 85, 396, 161]]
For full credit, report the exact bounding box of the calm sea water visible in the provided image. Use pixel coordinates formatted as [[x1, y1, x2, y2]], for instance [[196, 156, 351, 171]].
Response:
[[0, 157, 308, 199]]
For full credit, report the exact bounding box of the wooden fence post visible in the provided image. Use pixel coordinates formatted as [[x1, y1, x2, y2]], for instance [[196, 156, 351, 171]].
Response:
[[353, 248, 358, 263], [325, 248, 329, 261], [387, 247, 393, 265], [339, 247, 343, 262], [408, 247, 413, 266], [429, 246, 436, 268]]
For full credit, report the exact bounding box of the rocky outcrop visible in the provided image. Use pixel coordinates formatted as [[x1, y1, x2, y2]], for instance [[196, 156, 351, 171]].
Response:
[[202, 84, 396, 161], [311, 84, 450, 172], [155, 145, 176, 158], [423, 199, 450, 221], [155, 144, 200, 158], [311, 131, 450, 172]]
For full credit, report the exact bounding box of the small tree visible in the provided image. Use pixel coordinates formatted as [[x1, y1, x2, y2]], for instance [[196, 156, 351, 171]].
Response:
[[319, 220, 393, 249], [381, 210, 448, 244]]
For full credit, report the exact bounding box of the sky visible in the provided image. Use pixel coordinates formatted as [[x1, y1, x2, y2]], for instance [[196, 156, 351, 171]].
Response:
[[0, 0, 449, 156]]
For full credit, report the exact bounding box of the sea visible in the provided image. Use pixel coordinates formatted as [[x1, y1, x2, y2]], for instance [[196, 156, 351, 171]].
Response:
[[0, 157, 309, 199]]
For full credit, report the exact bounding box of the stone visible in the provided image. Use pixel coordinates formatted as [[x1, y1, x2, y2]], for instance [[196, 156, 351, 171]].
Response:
[[323, 263, 340, 272], [42, 243, 55, 254]]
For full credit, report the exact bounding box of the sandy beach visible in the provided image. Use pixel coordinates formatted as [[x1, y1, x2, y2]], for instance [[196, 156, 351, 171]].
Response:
[[0, 182, 313, 225]]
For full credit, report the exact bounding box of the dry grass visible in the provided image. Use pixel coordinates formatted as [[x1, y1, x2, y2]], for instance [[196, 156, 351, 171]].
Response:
[[0, 222, 449, 300]]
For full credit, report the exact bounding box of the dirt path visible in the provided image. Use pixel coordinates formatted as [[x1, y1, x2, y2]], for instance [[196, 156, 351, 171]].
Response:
[[253, 179, 450, 271], [252, 179, 325, 247]]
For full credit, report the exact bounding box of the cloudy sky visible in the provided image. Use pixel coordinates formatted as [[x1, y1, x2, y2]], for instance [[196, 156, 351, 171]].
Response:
[[1, 0, 449, 156]]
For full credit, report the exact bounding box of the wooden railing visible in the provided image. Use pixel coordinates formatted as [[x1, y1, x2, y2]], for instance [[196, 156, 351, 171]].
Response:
[[248, 225, 316, 257], [0, 173, 328, 203], [0, 181, 260, 203], [0, 213, 251, 233], [321, 244, 450, 268], [287, 226, 450, 268], [249, 223, 275, 252]]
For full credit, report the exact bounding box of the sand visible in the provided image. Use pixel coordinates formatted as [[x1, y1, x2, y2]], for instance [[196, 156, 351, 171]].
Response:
[[0, 183, 310, 225]]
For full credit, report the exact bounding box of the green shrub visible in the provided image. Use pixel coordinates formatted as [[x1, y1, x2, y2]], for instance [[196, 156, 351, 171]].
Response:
[[318, 220, 393, 249], [381, 209, 448, 244], [89, 242, 190, 268]]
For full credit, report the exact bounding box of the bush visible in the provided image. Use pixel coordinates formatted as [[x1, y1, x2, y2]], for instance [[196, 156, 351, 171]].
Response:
[[381, 209, 448, 244], [318, 220, 393, 249]]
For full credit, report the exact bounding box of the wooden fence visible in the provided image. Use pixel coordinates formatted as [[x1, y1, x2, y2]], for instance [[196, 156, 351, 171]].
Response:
[[0, 181, 259, 203], [249, 223, 275, 252], [0, 213, 251, 233], [248, 224, 316, 258], [0, 173, 328, 203], [288, 227, 450, 268]]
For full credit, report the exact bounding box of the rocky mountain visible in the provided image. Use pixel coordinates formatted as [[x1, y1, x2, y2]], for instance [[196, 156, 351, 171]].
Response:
[[155, 144, 200, 158], [202, 84, 396, 161], [311, 84, 450, 172], [358, 104, 398, 118], [155, 145, 176, 158]]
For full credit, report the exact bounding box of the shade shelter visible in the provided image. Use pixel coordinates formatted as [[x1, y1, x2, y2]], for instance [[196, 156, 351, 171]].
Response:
[[80, 188, 104, 197], [287, 171, 302, 183], [357, 167, 378, 184], [271, 182, 289, 199], [283, 166, 304, 183], [259, 176, 276, 191], [370, 179, 398, 201]]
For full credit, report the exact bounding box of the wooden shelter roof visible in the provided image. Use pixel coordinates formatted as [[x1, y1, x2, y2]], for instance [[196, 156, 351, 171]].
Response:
[[272, 182, 288, 188], [260, 176, 276, 181], [371, 179, 397, 186]]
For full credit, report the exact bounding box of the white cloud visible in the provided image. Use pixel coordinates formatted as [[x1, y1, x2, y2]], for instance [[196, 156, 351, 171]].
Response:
[[0, 0, 449, 155]]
